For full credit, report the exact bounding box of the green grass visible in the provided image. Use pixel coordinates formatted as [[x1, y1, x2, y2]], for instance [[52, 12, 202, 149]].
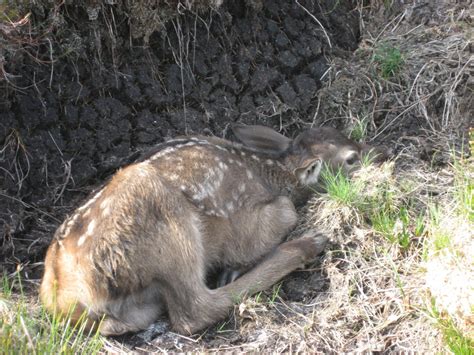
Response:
[[373, 45, 404, 79], [321, 163, 417, 250], [321, 167, 363, 208], [371, 209, 396, 239], [421, 152, 473, 351], [319, 155, 472, 351], [0, 274, 103, 354], [429, 299, 474, 355], [370, 206, 414, 250], [269, 283, 282, 305], [424, 148, 473, 255], [349, 117, 368, 142], [452, 154, 473, 222]]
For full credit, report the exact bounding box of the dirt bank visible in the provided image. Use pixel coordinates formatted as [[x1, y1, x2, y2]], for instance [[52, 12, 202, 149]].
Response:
[[0, 0, 359, 273]]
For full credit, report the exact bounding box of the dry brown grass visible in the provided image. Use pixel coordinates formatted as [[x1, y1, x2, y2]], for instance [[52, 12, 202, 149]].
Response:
[[316, 0, 472, 147], [297, 163, 442, 352]]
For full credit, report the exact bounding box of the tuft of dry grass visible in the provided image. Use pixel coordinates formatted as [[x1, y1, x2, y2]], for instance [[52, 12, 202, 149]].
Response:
[[298, 162, 438, 352], [316, 0, 472, 151]]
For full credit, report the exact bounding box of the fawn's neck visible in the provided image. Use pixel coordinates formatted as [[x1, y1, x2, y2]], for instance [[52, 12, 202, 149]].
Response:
[[205, 136, 312, 206]]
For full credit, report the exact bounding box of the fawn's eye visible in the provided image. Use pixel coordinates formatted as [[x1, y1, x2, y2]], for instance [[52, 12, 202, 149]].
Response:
[[345, 153, 358, 165]]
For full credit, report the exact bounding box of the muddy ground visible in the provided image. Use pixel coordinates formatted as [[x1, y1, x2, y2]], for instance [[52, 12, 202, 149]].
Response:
[[0, 0, 471, 352]]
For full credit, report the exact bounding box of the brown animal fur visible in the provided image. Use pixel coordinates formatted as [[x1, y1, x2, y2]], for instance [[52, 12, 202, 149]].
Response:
[[40, 125, 389, 336]]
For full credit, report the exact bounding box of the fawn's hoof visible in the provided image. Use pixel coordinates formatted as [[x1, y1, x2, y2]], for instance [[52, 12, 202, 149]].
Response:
[[299, 231, 329, 261]]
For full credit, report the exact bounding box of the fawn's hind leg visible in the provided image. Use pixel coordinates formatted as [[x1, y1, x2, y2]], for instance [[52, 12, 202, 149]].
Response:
[[162, 231, 328, 335], [218, 195, 299, 268], [98, 284, 164, 336], [219, 232, 328, 299]]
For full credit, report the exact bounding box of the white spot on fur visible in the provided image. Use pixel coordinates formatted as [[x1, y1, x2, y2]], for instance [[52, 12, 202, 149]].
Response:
[[167, 173, 180, 181], [246, 170, 254, 179], [180, 185, 187, 191], [236, 160, 243, 167], [100, 198, 112, 216], [77, 235, 87, 246], [228, 158, 234, 164], [77, 189, 104, 212], [150, 147, 175, 161], [218, 162, 228, 171], [251, 154, 260, 161], [205, 209, 217, 216], [103, 206, 111, 216], [240, 151, 246, 156], [191, 166, 225, 202], [214, 156, 220, 162], [100, 198, 111, 210], [77, 220, 96, 247], [63, 213, 81, 236], [265, 159, 274, 166], [214, 145, 228, 152], [238, 183, 246, 193], [87, 220, 96, 235], [225, 201, 234, 212], [63, 226, 72, 237]]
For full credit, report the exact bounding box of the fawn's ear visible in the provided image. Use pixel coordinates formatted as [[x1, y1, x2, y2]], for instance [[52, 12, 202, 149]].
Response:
[[294, 158, 322, 186], [232, 124, 292, 154]]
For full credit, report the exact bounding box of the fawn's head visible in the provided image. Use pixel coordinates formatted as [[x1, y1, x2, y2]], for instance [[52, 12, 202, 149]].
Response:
[[232, 124, 391, 187]]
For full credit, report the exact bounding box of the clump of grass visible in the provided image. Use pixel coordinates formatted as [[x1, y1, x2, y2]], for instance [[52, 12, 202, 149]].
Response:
[[320, 167, 364, 208], [302, 161, 445, 352], [349, 117, 368, 142], [0, 274, 103, 354], [452, 156, 473, 222], [318, 162, 419, 250], [429, 299, 474, 355], [370, 206, 415, 250], [373, 45, 404, 79], [423, 151, 474, 343]]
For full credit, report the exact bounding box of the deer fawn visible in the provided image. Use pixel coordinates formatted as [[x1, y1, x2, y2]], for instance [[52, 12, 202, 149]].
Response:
[[40, 124, 389, 336]]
